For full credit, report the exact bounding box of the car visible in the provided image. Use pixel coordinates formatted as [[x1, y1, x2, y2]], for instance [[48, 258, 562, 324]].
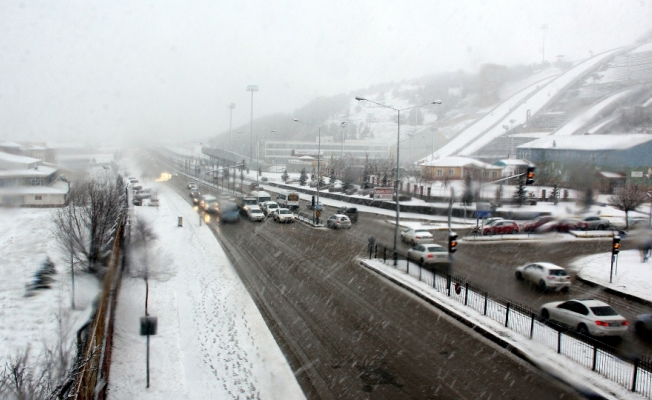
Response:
[[273, 208, 295, 223], [327, 214, 352, 230], [189, 189, 202, 204], [407, 243, 450, 268], [537, 218, 588, 233], [634, 314, 652, 337], [220, 203, 240, 223], [261, 201, 279, 217], [515, 262, 571, 291], [581, 215, 611, 230], [200, 195, 219, 214], [188, 181, 198, 190], [336, 207, 358, 223], [540, 299, 629, 337], [400, 228, 434, 245], [246, 207, 265, 222], [482, 220, 519, 236], [521, 216, 556, 233], [472, 217, 504, 235]]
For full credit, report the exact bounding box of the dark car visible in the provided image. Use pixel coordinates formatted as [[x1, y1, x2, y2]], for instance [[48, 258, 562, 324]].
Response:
[[337, 207, 358, 223], [521, 216, 555, 232], [220, 203, 240, 223], [189, 189, 202, 204]]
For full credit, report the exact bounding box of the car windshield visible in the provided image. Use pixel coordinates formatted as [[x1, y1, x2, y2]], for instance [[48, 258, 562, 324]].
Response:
[[268, 204, 278, 209], [427, 246, 445, 252], [590, 306, 618, 316], [280, 210, 290, 214], [251, 210, 263, 214]]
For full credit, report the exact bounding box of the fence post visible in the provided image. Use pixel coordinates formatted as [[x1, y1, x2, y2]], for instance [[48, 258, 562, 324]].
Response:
[[632, 358, 639, 392], [483, 292, 488, 315], [418, 261, 422, 282], [383, 248, 386, 263], [393, 251, 397, 267], [505, 303, 510, 328], [557, 330, 562, 354], [446, 275, 451, 296], [464, 283, 469, 305], [592, 346, 598, 371], [407, 259, 410, 275], [374, 244, 378, 259], [530, 313, 535, 339], [369, 246, 372, 260]]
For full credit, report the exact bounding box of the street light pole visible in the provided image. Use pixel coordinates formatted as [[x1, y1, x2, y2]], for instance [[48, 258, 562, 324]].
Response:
[[228, 103, 236, 150], [247, 85, 258, 165], [355, 97, 442, 254]]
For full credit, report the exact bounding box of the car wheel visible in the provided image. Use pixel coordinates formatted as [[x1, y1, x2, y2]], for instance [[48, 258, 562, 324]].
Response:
[[515, 271, 523, 280], [538, 280, 546, 291], [635, 321, 647, 335], [541, 309, 550, 320], [420, 258, 424, 265], [512, 230, 518, 234], [577, 324, 590, 336], [598, 224, 605, 230], [561, 286, 570, 293], [411, 239, 416, 246], [488, 231, 493, 237]]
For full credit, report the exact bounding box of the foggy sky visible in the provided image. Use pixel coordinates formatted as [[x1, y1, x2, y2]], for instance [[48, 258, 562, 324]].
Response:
[[1, 0, 651, 146]]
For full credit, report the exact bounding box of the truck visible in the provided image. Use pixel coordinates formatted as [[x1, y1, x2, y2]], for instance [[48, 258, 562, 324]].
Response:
[[276, 190, 300, 210], [250, 190, 272, 207], [237, 196, 259, 215]]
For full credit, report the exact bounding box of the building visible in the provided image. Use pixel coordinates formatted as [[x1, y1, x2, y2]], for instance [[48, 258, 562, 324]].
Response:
[[262, 139, 390, 165], [516, 134, 652, 168], [419, 156, 502, 181], [492, 158, 532, 177], [0, 151, 67, 206]]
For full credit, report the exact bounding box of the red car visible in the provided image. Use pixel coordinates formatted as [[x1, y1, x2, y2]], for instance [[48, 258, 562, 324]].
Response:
[[521, 216, 556, 232], [482, 220, 520, 235]]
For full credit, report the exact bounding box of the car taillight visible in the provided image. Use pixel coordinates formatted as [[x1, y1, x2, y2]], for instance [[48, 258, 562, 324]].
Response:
[[595, 321, 609, 326], [622, 320, 629, 326], [427, 254, 434, 258], [415, 236, 421, 239], [566, 276, 570, 279], [547, 275, 554, 280]]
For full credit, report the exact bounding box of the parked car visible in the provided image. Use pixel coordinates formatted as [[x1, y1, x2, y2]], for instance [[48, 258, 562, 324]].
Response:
[[580, 215, 611, 230], [482, 220, 519, 236], [400, 228, 434, 245], [337, 207, 358, 223], [521, 216, 556, 233], [273, 208, 295, 223], [635, 314, 652, 337], [515, 262, 571, 291], [540, 299, 629, 337], [190, 189, 202, 204], [407, 243, 450, 267], [327, 214, 351, 230], [261, 201, 279, 217], [537, 218, 588, 233], [246, 207, 265, 222], [472, 218, 504, 235]]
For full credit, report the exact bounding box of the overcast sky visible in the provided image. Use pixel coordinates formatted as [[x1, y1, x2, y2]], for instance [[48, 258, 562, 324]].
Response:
[[1, 0, 651, 146]]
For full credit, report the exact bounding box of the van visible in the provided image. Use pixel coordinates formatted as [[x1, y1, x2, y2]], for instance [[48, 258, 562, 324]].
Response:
[[237, 196, 259, 213], [276, 190, 300, 210], [250, 190, 272, 207]]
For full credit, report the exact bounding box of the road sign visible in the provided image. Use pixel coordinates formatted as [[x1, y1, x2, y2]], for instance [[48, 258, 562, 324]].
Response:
[[374, 187, 393, 200], [316, 210, 322, 217], [315, 204, 323, 211], [475, 210, 491, 218]]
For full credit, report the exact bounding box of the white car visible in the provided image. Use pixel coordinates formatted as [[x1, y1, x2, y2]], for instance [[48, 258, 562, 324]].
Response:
[[515, 262, 571, 292], [540, 299, 629, 337], [246, 207, 265, 222], [400, 228, 434, 245], [262, 201, 279, 217], [407, 243, 449, 267], [273, 208, 295, 223], [326, 214, 351, 230]]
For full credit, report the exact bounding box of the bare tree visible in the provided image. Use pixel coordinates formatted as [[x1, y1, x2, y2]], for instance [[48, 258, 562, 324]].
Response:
[[608, 184, 647, 230], [127, 217, 175, 316], [53, 179, 125, 274]]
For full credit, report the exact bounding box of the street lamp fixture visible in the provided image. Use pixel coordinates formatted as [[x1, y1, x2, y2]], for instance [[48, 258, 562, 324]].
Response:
[[355, 96, 442, 255]]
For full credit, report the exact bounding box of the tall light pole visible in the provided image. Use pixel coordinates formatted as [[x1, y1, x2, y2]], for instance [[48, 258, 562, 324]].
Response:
[[256, 130, 276, 185], [509, 118, 516, 157], [355, 97, 442, 254], [228, 103, 236, 150], [541, 24, 548, 64], [247, 85, 258, 165], [340, 121, 347, 160]]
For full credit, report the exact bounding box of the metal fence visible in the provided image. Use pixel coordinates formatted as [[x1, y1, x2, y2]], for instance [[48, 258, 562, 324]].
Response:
[[368, 242, 652, 398]]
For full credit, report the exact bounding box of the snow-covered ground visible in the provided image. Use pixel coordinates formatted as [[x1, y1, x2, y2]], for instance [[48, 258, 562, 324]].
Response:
[[0, 207, 98, 376], [107, 184, 304, 399]]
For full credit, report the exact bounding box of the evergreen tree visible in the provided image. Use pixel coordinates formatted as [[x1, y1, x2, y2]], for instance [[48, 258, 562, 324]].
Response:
[[281, 169, 289, 183], [299, 168, 308, 186], [550, 183, 559, 205], [462, 174, 474, 205], [583, 187, 594, 211], [513, 177, 527, 207], [329, 168, 336, 185], [495, 183, 503, 205]]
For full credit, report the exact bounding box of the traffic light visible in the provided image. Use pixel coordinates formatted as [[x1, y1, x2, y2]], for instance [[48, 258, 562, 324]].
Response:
[[526, 166, 535, 185], [448, 232, 458, 254], [612, 235, 621, 255]]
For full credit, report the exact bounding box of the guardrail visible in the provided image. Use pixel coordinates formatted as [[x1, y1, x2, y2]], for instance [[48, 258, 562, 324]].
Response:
[[367, 242, 652, 398]]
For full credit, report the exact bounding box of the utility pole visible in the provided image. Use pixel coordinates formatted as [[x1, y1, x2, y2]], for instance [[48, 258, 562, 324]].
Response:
[[228, 103, 235, 150], [247, 85, 258, 165]]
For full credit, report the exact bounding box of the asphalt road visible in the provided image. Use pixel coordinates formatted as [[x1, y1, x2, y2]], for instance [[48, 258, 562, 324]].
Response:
[[156, 172, 587, 399]]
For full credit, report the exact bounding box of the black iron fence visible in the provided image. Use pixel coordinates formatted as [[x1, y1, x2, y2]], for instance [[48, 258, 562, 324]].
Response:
[[367, 242, 652, 398]]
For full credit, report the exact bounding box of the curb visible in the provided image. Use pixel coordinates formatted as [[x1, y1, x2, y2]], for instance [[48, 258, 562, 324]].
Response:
[[575, 276, 652, 308]]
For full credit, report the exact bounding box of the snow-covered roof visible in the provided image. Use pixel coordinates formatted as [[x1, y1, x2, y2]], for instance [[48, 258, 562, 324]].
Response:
[[0, 151, 41, 164], [518, 134, 652, 150], [493, 159, 530, 167], [0, 182, 68, 195], [597, 171, 625, 178], [0, 141, 22, 148], [421, 156, 495, 168], [0, 165, 57, 177]]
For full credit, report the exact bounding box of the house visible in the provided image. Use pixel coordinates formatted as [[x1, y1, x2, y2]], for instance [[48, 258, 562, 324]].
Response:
[[0, 151, 67, 207], [419, 156, 502, 181], [492, 158, 532, 177]]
